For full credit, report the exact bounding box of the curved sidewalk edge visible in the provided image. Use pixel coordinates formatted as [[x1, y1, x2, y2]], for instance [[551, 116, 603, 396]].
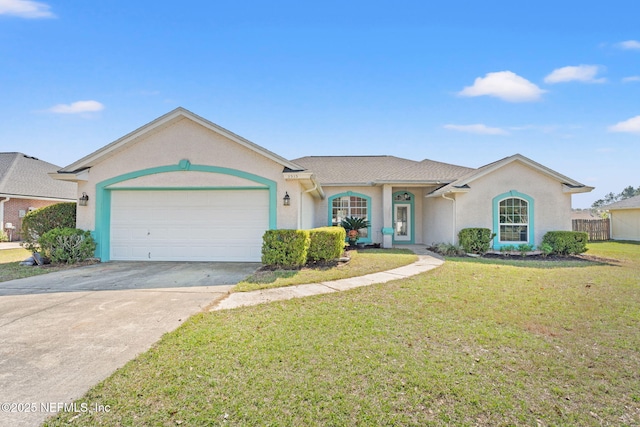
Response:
[[211, 254, 444, 311]]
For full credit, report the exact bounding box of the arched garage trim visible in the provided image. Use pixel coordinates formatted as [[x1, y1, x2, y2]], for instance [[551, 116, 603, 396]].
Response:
[[94, 162, 277, 261]]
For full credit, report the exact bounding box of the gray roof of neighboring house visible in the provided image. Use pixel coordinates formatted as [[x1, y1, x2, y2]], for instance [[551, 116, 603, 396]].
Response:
[[0, 152, 76, 200], [605, 194, 640, 210], [291, 155, 473, 185]]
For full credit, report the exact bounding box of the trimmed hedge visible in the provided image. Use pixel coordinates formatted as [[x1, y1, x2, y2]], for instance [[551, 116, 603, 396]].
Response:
[[307, 227, 346, 263], [261, 229, 310, 268], [541, 231, 588, 255], [39, 227, 96, 264], [21, 202, 76, 251], [458, 228, 495, 254]]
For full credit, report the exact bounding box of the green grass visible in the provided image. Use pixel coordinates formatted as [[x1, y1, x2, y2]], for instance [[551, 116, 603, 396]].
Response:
[[0, 247, 31, 263], [234, 249, 418, 292], [0, 248, 59, 282], [45, 242, 640, 426], [0, 248, 84, 282]]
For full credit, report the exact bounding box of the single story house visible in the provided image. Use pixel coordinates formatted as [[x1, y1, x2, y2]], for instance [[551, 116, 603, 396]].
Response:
[[605, 195, 640, 241], [1, 152, 77, 241], [50, 108, 594, 262]]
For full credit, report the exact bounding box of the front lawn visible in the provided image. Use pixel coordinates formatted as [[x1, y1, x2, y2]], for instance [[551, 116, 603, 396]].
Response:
[[235, 248, 418, 292], [45, 242, 640, 426], [0, 248, 56, 282]]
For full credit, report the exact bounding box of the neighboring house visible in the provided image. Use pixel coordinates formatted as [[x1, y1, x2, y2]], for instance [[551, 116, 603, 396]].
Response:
[[50, 108, 593, 262], [604, 195, 640, 241], [571, 210, 600, 220], [1, 153, 77, 241]]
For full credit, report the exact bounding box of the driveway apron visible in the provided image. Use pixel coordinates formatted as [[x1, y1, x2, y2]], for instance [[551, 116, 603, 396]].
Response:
[[0, 261, 258, 427]]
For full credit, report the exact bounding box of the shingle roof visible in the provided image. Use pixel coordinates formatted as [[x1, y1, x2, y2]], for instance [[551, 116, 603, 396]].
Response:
[[605, 194, 640, 210], [291, 155, 473, 185], [377, 159, 474, 183], [427, 154, 592, 196], [0, 152, 76, 200]]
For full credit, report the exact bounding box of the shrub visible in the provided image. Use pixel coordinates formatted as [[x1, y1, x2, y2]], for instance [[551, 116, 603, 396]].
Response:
[[500, 245, 517, 256], [539, 242, 553, 258], [542, 231, 588, 256], [307, 227, 346, 263], [458, 228, 496, 255], [0, 229, 8, 242], [38, 227, 96, 264], [21, 202, 76, 251], [432, 242, 465, 256], [517, 243, 534, 257], [261, 229, 310, 269]]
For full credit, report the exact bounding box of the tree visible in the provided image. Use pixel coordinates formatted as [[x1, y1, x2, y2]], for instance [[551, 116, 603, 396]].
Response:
[[591, 186, 640, 209], [620, 185, 640, 199]]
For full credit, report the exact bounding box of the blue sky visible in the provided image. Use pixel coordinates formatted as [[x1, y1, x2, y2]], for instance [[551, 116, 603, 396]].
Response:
[[1, 1, 639, 208]]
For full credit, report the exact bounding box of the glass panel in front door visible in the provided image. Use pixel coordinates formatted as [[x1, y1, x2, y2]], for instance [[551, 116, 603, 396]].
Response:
[[394, 204, 410, 241]]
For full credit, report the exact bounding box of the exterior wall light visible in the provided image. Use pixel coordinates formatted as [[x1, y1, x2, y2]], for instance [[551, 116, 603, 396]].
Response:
[[79, 192, 89, 206], [283, 192, 291, 206]]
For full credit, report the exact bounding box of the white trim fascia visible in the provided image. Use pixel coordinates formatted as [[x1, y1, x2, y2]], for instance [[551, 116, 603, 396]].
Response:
[[562, 184, 595, 194], [59, 107, 305, 173], [375, 180, 449, 185], [607, 206, 640, 211], [49, 170, 89, 182], [425, 187, 470, 198], [317, 182, 378, 187], [283, 172, 325, 199], [0, 193, 76, 202]]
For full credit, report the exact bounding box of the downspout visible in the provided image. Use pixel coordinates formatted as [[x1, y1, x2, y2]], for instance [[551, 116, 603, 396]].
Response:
[[299, 182, 319, 229], [0, 196, 9, 234], [441, 193, 456, 244]]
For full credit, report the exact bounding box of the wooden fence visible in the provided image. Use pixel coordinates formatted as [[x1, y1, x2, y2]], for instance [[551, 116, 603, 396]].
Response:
[[572, 218, 610, 241]]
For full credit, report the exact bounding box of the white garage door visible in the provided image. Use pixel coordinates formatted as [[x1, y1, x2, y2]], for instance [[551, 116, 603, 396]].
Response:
[[110, 190, 269, 261]]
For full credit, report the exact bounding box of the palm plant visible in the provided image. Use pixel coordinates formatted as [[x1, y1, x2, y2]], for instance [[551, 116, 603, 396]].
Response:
[[340, 216, 371, 246]]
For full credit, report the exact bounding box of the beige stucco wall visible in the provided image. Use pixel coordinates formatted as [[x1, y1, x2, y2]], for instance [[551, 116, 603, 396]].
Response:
[[312, 186, 384, 244], [423, 194, 456, 245], [453, 161, 572, 246], [611, 209, 640, 241], [299, 191, 316, 230], [76, 117, 298, 231]]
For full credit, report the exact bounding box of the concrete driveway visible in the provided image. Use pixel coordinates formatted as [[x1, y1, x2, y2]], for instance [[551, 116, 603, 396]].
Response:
[[0, 261, 258, 427]]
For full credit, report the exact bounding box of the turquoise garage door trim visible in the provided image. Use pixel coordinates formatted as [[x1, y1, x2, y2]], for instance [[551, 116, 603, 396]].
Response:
[[110, 190, 269, 262], [93, 162, 278, 262]]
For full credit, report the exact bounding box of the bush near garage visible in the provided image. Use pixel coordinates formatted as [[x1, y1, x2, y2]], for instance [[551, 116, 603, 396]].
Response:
[[542, 231, 588, 255], [458, 228, 495, 255], [38, 227, 96, 264], [261, 230, 311, 269], [307, 227, 346, 263], [21, 202, 76, 252]]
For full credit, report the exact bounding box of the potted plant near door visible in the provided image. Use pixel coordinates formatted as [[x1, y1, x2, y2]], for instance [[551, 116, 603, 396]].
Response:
[[340, 216, 371, 248]]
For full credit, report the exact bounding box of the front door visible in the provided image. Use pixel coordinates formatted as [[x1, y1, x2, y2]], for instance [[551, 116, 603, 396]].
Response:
[[394, 203, 411, 242]]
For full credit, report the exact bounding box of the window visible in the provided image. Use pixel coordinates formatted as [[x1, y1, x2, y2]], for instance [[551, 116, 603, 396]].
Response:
[[330, 193, 370, 239], [498, 197, 529, 242]]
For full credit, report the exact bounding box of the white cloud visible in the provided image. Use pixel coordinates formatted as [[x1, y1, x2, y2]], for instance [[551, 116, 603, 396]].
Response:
[[0, 0, 55, 18], [443, 124, 509, 135], [608, 115, 640, 134], [617, 40, 640, 50], [622, 76, 640, 83], [47, 100, 105, 114], [458, 71, 545, 102], [544, 65, 606, 84]]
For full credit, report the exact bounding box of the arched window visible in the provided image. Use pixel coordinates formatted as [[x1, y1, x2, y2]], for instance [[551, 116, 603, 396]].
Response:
[[328, 192, 371, 241], [498, 197, 529, 242]]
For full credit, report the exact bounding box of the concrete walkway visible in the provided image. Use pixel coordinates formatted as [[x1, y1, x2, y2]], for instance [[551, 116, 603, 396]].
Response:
[[212, 248, 444, 311], [0, 241, 24, 250]]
